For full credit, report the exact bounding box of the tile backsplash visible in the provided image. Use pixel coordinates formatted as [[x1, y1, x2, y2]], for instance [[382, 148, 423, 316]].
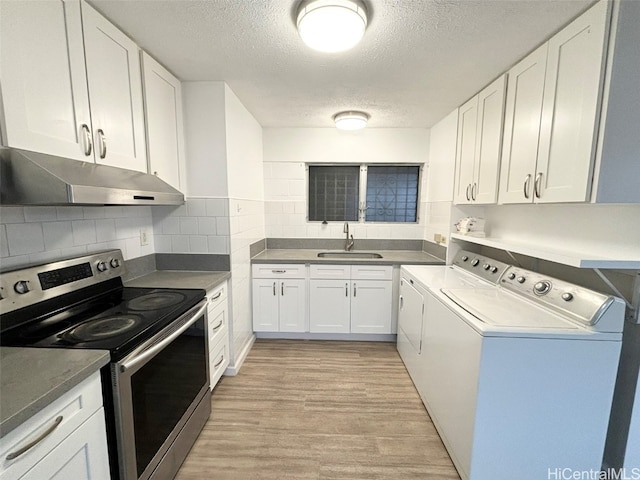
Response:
[[0, 205, 154, 271]]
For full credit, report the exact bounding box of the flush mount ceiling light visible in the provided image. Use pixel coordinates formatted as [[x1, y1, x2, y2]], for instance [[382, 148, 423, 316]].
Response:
[[334, 111, 369, 130], [297, 0, 368, 53]]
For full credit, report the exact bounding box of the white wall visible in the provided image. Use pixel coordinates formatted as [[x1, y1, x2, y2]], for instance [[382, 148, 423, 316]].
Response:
[[0, 206, 154, 271], [262, 127, 429, 240]]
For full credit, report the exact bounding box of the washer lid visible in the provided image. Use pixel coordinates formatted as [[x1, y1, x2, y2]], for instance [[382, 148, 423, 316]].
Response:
[[441, 288, 582, 330]]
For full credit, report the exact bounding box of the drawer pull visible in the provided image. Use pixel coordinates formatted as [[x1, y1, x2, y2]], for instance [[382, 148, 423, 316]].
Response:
[[212, 320, 223, 331], [272, 269, 286, 274], [213, 355, 225, 369], [6, 415, 63, 461], [211, 291, 222, 301]]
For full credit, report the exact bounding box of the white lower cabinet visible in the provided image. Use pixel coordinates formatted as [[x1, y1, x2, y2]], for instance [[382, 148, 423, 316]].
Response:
[[252, 279, 306, 332], [309, 280, 351, 333], [0, 372, 110, 480], [206, 281, 229, 389]]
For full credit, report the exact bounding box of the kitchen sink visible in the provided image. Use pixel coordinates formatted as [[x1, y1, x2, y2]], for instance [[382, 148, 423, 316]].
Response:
[[317, 252, 383, 259]]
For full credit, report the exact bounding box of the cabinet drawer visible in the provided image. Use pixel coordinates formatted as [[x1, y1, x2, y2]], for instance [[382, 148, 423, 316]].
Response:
[[0, 372, 103, 480], [207, 281, 227, 312], [252, 264, 306, 279], [208, 304, 228, 349], [351, 265, 393, 280], [309, 264, 351, 279], [209, 341, 229, 389]]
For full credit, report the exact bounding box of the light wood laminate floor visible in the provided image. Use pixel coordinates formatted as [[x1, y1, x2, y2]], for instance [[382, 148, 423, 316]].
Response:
[[176, 339, 461, 480]]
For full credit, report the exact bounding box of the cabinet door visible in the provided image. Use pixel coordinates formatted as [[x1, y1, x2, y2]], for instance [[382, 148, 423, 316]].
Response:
[[0, 0, 92, 161], [535, 0, 609, 203], [499, 44, 548, 204], [252, 279, 279, 332], [141, 52, 185, 191], [309, 280, 350, 333], [426, 109, 458, 203], [350, 280, 392, 334], [397, 279, 424, 354], [473, 74, 506, 204], [453, 97, 478, 205], [21, 409, 110, 480], [81, 1, 147, 172], [279, 279, 307, 332]]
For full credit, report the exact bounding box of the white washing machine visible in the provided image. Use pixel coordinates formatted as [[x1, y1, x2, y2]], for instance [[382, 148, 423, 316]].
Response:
[[398, 252, 625, 480]]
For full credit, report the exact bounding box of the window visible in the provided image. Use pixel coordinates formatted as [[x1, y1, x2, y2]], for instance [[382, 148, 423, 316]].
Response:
[[308, 165, 420, 223]]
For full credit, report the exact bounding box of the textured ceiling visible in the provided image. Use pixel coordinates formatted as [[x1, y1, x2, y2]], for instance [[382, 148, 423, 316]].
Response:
[[89, 0, 595, 128]]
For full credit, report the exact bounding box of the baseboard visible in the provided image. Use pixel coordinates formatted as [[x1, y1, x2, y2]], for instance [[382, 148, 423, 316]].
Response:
[[255, 332, 397, 342], [223, 334, 256, 376]]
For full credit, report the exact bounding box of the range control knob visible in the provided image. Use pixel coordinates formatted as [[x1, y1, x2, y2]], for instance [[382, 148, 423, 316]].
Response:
[[110, 258, 120, 268], [508, 272, 516, 280], [533, 281, 551, 295], [461, 255, 469, 262], [96, 261, 108, 272], [14, 281, 30, 294], [562, 292, 574, 302], [490, 266, 499, 273], [471, 259, 480, 267], [517, 276, 526, 284], [483, 264, 491, 270]]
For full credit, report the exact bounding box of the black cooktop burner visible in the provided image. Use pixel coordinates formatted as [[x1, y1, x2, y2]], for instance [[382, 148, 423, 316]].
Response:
[[0, 284, 206, 361]]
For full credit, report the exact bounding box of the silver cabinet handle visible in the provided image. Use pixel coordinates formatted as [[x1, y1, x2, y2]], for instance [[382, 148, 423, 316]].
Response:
[[272, 269, 286, 274], [97, 129, 107, 159], [6, 416, 63, 461], [353, 283, 357, 297], [81, 124, 92, 156], [523, 174, 532, 199], [212, 320, 223, 331], [211, 291, 222, 301], [465, 184, 471, 201], [534, 172, 543, 199], [471, 182, 477, 201], [400, 295, 404, 309], [273, 281, 276, 296], [213, 355, 225, 369], [281, 282, 284, 296]]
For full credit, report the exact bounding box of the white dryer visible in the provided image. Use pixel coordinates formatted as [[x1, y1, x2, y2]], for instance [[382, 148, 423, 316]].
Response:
[[399, 253, 625, 480]]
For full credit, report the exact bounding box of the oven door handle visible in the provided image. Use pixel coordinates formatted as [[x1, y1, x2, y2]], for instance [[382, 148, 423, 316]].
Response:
[[120, 300, 208, 373]]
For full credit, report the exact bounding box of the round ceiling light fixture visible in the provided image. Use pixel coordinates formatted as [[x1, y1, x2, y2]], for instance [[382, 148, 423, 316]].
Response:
[[334, 111, 369, 130], [297, 0, 368, 53]]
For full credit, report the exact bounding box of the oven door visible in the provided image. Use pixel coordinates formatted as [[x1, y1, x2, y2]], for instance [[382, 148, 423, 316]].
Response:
[[112, 299, 209, 480]]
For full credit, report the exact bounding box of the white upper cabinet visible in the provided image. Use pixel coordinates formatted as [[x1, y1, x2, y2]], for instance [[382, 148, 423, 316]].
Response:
[[454, 75, 506, 205], [499, 0, 610, 204], [0, 0, 93, 160], [141, 53, 186, 190], [426, 108, 458, 203], [82, 2, 147, 173]]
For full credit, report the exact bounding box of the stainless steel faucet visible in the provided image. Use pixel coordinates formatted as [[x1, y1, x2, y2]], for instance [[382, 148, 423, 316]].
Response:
[[344, 222, 354, 251]]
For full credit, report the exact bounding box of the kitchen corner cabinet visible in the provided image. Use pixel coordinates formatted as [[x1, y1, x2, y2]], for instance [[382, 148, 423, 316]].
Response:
[[453, 75, 506, 205], [0, 372, 110, 480], [309, 265, 393, 334], [207, 281, 230, 388], [141, 53, 186, 190], [252, 265, 306, 333], [0, 0, 147, 173], [499, 0, 609, 204]]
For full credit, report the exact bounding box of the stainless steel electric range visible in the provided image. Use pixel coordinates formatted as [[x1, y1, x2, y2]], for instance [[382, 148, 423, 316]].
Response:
[[0, 250, 211, 480]]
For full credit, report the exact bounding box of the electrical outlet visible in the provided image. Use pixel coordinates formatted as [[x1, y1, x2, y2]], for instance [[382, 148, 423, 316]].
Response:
[[140, 229, 150, 246]]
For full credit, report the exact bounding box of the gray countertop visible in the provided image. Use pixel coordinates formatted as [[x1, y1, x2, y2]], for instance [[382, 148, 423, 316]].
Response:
[[125, 270, 231, 291], [251, 249, 444, 265], [0, 347, 110, 437]]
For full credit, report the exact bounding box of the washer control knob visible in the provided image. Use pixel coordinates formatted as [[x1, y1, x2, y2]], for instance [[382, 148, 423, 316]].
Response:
[[490, 266, 499, 273], [471, 259, 480, 267], [508, 273, 516, 280], [517, 276, 526, 284], [110, 258, 120, 268], [96, 261, 108, 272], [533, 281, 551, 295], [14, 281, 30, 294], [483, 264, 491, 270], [461, 256, 469, 262], [562, 292, 574, 302]]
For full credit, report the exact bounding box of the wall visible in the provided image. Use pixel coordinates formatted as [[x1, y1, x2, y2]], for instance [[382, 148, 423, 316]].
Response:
[[0, 205, 153, 271], [262, 127, 429, 241], [224, 85, 265, 370]]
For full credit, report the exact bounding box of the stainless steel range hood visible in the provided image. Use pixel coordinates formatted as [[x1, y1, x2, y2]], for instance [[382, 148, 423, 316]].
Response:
[[0, 148, 184, 206]]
